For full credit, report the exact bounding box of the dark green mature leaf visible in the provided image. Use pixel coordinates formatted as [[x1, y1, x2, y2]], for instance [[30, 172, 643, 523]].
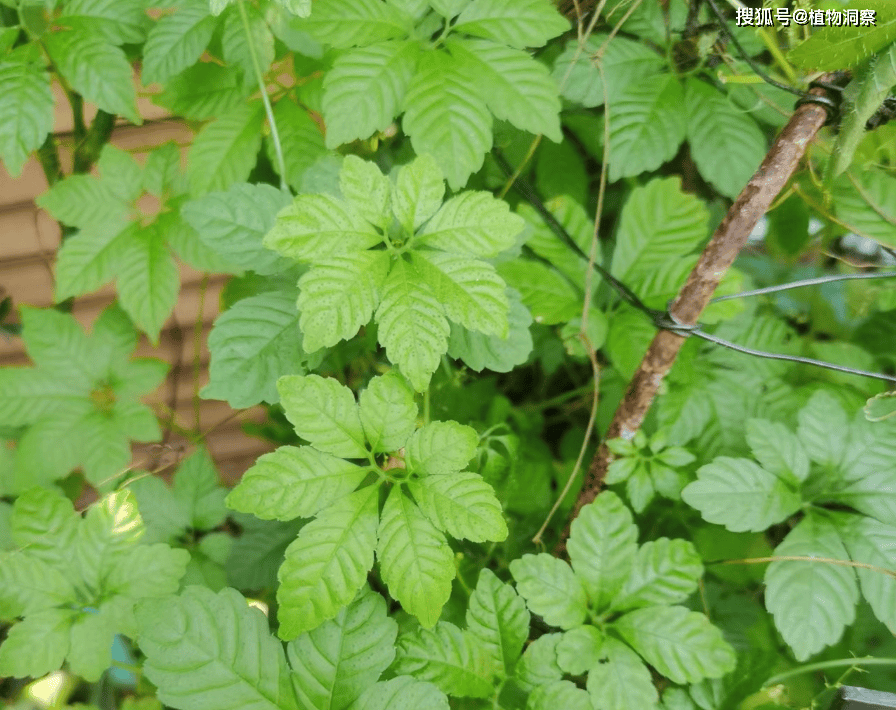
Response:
[[323, 41, 420, 147], [833, 169, 896, 248], [0, 49, 54, 176], [137, 586, 301, 710], [188, 102, 265, 194], [157, 62, 249, 120], [835, 514, 896, 634], [117, 224, 180, 341], [59, 0, 148, 45], [288, 588, 398, 710], [142, 0, 218, 85], [268, 98, 329, 190], [453, 0, 568, 48], [296, 0, 412, 48]]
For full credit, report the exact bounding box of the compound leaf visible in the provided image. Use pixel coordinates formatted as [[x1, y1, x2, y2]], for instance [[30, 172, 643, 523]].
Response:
[[509, 553, 586, 629], [404, 420, 478, 476], [408, 471, 507, 543], [419, 191, 523, 257], [358, 372, 418, 454], [585, 638, 659, 710], [614, 538, 703, 611]]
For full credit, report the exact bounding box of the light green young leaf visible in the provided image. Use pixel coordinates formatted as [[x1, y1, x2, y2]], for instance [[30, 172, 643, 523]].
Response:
[[116, 224, 180, 342], [402, 52, 493, 190], [137, 586, 301, 710], [104, 543, 191, 599], [59, 0, 148, 45], [765, 513, 859, 660], [611, 177, 708, 283], [432, 0, 471, 17], [394, 622, 495, 698], [359, 372, 418, 453], [375, 259, 450, 391], [497, 261, 580, 325], [74, 490, 145, 586], [188, 102, 265, 194], [552, 35, 664, 108], [142, 0, 217, 85], [453, 0, 568, 48], [466, 569, 529, 677], [182, 182, 293, 274], [408, 471, 507, 543], [682, 458, 802, 532], [745, 418, 810, 485], [0, 554, 75, 619], [297, 251, 391, 351], [0, 608, 74, 679], [607, 75, 686, 181], [797, 390, 848, 467], [37, 174, 129, 232], [274, 0, 311, 16], [277, 487, 379, 638], [377, 487, 454, 628], [295, 0, 412, 48], [509, 554, 587, 629], [514, 632, 563, 692], [67, 607, 118, 681], [354, 676, 449, 710], [44, 30, 140, 123], [10, 487, 78, 567], [555, 626, 603, 675], [392, 154, 445, 233], [614, 606, 736, 684], [202, 288, 310, 408], [287, 589, 398, 710], [614, 539, 703, 611], [685, 79, 766, 198], [221, 2, 274, 80], [340, 155, 393, 227], [0, 51, 54, 177], [419, 191, 523, 257], [323, 41, 419, 148], [566, 492, 638, 612], [585, 638, 659, 710], [227, 446, 367, 521], [405, 420, 478, 475], [265, 193, 382, 261], [448, 287, 533, 373], [835, 514, 896, 634], [527, 680, 592, 710], [278, 375, 369, 459], [268, 98, 329, 190], [447, 38, 561, 141]]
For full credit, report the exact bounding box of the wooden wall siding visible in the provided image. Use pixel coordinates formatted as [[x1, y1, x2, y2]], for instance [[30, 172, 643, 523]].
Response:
[[0, 84, 276, 488]]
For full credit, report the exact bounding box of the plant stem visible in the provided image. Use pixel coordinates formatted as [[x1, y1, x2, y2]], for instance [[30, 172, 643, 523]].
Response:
[[765, 657, 896, 686], [238, 0, 287, 192]]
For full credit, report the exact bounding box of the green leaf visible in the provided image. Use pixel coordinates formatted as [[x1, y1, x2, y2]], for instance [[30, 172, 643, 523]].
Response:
[[188, 102, 265, 194], [514, 632, 563, 692], [405, 420, 478, 475], [59, 0, 148, 45], [607, 75, 686, 181], [323, 41, 419, 147], [432, 0, 471, 17], [509, 553, 587, 629], [745, 418, 810, 485], [566, 492, 638, 612], [682, 458, 802, 532], [0, 608, 73, 679], [614, 606, 736, 684], [466, 569, 529, 677], [287, 588, 398, 710], [354, 677, 449, 710], [226, 516, 303, 590], [375, 258, 450, 391], [392, 154, 445, 233], [137, 586, 300, 710], [104, 543, 190, 598], [268, 98, 328, 190], [227, 446, 367, 520], [377, 487, 454, 627], [685, 79, 766, 199], [37, 173, 129, 232], [585, 638, 659, 710], [182, 182, 292, 274], [394, 622, 494, 698], [67, 607, 117, 681], [10, 487, 78, 567], [788, 1, 896, 70], [297, 251, 391, 351], [277, 375, 368, 458], [764, 513, 859, 660], [497, 260, 580, 325], [202, 288, 310, 408], [419, 191, 523, 257], [0, 51, 54, 176], [833, 169, 896, 247], [264, 193, 382, 261], [552, 35, 664, 108], [156, 62, 248, 120], [556, 626, 603, 675], [402, 53, 493, 190], [44, 30, 140, 123], [614, 539, 703, 611], [116, 224, 180, 342], [222, 2, 274, 79], [448, 287, 533, 372], [277, 487, 379, 638], [339, 155, 393, 227], [528, 680, 592, 710], [359, 372, 418, 454], [835, 514, 896, 634], [611, 177, 708, 283], [295, 0, 412, 48], [408, 471, 507, 543], [796, 390, 848, 467], [447, 38, 561, 141], [0, 554, 75, 619], [74, 490, 145, 586], [453, 0, 568, 48], [142, 0, 217, 85]]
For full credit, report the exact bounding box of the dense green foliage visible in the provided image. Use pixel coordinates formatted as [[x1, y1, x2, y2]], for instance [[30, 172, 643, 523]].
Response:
[[1, 0, 896, 709]]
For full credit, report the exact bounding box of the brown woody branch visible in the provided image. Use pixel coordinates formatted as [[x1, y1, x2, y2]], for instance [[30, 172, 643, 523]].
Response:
[[560, 77, 837, 546]]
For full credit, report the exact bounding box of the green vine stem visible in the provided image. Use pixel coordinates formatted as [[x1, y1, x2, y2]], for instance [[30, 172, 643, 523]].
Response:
[[764, 657, 896, 687]]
